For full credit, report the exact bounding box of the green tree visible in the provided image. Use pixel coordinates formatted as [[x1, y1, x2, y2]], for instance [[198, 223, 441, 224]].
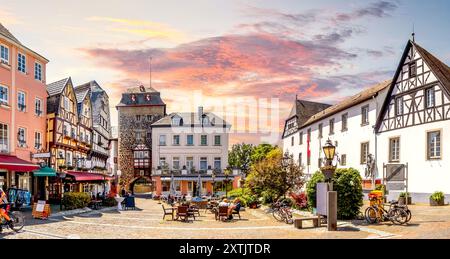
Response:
[[228, 143, 254, 175], [251, 143, 277, 164], [247, 148, 304, 203]]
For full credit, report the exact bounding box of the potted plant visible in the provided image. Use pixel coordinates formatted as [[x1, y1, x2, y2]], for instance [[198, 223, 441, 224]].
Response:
[[398, 192, 412, 205], [247, 195, 258, 209], [430, 191, 445, 206]]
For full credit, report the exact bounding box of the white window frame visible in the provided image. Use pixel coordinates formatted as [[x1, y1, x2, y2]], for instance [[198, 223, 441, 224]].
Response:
[[425, 87, 435, 108], [159, 135, 166, 146], [35, 97, 42, 116], [18, 52, 26, 73], [361, 105, 369, 125], [34, 131, 42, 150], [172, 157, 180, 170], [0, 123, 9, 152], [173, 135, 180, 145], [18, 127, 27, 146], [0, 85, 8, 104], [214, 135, 221, 146], [200, 135, 208, 146], [389, 137, 400, 162], [186, 135, 194, 146], [427, 130, 442, 160], [395, 97, 403, 116], [17, 91, 26, 112], [199, 157, 208, 171], [34, 61, 42, 81], [186, 157, 194, 170], [0, 45, 9, 64], [214, 157, 221, 170]]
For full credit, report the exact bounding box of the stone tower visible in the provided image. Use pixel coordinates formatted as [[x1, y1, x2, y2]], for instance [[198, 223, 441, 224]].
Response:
[[116, 85, 166, 190]]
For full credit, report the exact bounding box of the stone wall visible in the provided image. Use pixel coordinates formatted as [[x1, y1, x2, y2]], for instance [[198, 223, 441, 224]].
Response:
[[118, 105, 165, 189]]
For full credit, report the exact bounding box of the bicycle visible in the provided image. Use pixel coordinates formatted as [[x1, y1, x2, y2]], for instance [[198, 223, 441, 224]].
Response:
[[365, 200, 409, 225], [0, 203, 25, 233], [271, 201, 294, 224]]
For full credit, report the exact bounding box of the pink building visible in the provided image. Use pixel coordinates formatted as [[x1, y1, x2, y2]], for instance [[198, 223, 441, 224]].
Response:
[[0, 23, 49, 195]]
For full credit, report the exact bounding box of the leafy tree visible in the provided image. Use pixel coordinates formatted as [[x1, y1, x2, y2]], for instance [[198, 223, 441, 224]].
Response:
[[251, 144, 277, 164], [247, 148, 304, 202], [228, 143, 254, 175]]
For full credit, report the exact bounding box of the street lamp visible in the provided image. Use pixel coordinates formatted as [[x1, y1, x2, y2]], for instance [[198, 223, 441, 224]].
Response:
[[224, 168, 230, 198], [211, 171, 216, 198], [56, 157, 66, 211], [281, 153, 290, 168], [320, 138, 337, 231], [321, 139, 336, 182]]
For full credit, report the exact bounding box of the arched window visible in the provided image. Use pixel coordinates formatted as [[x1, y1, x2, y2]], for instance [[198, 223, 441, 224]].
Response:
[[171, 115, 183, 126]]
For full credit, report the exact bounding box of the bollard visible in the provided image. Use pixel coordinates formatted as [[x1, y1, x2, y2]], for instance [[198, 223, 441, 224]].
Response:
[[327, 191, 337, 231]]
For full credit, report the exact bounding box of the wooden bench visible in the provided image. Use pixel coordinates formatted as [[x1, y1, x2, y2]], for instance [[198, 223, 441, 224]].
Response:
[[294, 216, 321, 229]]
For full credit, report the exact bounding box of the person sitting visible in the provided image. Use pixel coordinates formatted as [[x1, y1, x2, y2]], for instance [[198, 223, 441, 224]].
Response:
[[219, 198, 230, 207], [227, 198, 241, 219]]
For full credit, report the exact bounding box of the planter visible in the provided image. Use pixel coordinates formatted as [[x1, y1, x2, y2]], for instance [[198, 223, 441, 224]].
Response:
[[430, 198, 445, 206], [398, 197, 412, 205], [249, 203, 258, 209]]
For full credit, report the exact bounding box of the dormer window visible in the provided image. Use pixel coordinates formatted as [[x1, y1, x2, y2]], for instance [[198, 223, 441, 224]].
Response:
[[202, 115, 210, 125], [172, 116, 182, 126]]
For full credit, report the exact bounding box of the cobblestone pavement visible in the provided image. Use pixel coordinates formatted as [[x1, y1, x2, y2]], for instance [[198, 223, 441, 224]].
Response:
[[1, 198, 449, 239]]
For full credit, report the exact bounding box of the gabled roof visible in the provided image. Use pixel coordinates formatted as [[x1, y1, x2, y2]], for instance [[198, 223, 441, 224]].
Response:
[[74, 84, 90, 104], [300, 80, 391, 129], [290, 100, 331, 125], [414, 42, 450, 94], [0, 22, 21, 45], [151, 112, 230, 128], [375, 40, 450, 131], [0, 22, 48, 62], [47, 78, 71, 96]]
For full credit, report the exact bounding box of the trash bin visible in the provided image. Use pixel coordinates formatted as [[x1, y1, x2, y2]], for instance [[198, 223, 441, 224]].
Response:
[[125, 196, 135, 210]]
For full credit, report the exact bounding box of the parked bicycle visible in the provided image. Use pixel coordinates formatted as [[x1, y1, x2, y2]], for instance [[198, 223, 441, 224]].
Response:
[[0, 203, 25, 233], [271, 200, 294, 224], [365, 199, 411, 225]]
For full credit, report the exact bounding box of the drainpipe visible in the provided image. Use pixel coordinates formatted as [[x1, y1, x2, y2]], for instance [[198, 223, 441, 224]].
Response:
[[372, 94, 378, 190]]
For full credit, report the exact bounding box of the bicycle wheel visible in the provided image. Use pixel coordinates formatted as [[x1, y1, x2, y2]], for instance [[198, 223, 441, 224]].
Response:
[[9, 211, 25, 232], [393, 209, 409, 225], [284, 209, 294, 224], [272, 209, 284, 222], [365, 207, 379, 224]]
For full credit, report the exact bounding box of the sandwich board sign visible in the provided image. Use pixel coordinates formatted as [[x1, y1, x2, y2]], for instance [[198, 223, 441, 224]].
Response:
[[36, 200, 46, 212]]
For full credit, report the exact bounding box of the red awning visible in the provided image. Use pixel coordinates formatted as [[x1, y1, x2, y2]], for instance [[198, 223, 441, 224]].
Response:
[[0, 154, 39, 171], [65, 171, 106, 181]]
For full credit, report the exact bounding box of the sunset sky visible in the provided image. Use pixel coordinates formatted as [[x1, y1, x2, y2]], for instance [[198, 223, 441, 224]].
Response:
[[2, 0, 450, 145]]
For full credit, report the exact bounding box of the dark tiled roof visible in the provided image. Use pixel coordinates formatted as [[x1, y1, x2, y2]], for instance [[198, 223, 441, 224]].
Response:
[[117, 88, 166, 107], [47, 78, 70, 96], [414, 42, 450, 94], [0, 22, 21, 45], [74, 84, 90, 104], [290, 100, 331, 127], [151, 112, 230, 127], [300, 80, 392, 129]]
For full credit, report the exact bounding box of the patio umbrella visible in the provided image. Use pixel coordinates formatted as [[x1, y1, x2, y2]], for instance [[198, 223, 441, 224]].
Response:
[[196, 174, 202, 197], [170, 174, 176, 196]]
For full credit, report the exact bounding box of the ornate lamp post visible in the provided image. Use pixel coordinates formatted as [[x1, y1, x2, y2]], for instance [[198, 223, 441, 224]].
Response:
[[320, 139, 337, 231], [224, 168, 230, 198], [57, 157, 66, 211], [211, 171, 216, 198]]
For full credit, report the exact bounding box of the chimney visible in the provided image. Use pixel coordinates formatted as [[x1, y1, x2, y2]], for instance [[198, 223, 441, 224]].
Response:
[[198, 106, 203, 122]]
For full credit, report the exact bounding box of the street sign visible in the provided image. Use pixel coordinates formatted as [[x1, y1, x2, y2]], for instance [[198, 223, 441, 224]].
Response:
[[386, 164, 405, 181], [32, 152, 51, 159]]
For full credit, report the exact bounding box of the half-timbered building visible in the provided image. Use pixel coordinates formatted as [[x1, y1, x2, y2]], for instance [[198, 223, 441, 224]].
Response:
[[283, 39, 450, 202]]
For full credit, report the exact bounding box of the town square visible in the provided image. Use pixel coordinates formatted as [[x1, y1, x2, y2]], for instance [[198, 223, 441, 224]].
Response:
[[1, 0, 450, 244]]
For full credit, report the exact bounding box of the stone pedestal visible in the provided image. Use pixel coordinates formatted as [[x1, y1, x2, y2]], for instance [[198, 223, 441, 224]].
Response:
[[327, 191, 337, 231]]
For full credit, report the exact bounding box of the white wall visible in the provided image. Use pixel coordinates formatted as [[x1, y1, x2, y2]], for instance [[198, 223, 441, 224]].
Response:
[[152, 127, 229, 172], [283, 93, 386, 180]]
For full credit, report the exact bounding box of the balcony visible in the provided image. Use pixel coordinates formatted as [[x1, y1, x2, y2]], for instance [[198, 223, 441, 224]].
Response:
[[18, 104, 26, 112], [17, 141, 27, 148]]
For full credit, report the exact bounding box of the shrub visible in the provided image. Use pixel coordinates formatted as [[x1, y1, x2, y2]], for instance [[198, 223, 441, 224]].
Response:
[[306, 168, 364, 220], [399, 192, 410, 198], [306, 171, 325, 209], [260, 189, 278, 205], [102, 197, 118, 207], [62, 192, 91, 210], [334, 168, 364, 219], [290, 192, 308, 210], [430, 191, 445, 202], [227, 188, 258, 207]]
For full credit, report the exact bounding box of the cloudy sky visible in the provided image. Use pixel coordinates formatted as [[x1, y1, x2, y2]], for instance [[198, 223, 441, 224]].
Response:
[[2, 0, 450, 145]]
